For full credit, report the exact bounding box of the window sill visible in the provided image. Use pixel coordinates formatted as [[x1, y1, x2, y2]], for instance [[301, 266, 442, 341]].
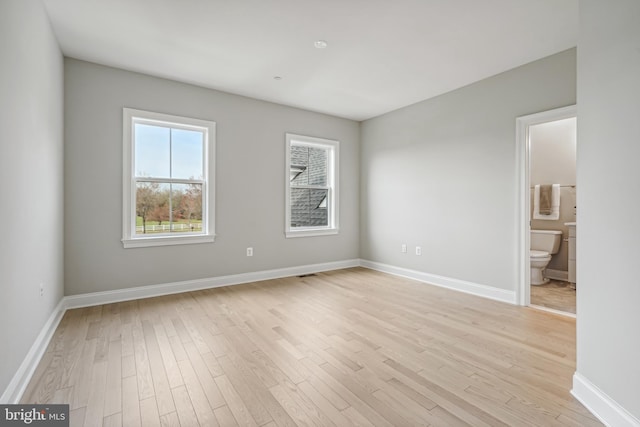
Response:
[[285, 228, 338, 238], [122, 234, 215, 248]]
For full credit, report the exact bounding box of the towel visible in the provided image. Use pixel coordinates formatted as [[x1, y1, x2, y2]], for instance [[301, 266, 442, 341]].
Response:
[[533, 184, 560, 220], [539, 184, 553, 215]]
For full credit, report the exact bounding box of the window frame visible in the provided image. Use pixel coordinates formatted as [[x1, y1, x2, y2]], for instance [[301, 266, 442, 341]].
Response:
[[122, 108, 216, 248], [285, 133, 339, 238]]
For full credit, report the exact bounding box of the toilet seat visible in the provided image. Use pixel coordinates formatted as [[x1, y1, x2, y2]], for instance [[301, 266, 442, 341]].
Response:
[[530, 250, 550, 258]]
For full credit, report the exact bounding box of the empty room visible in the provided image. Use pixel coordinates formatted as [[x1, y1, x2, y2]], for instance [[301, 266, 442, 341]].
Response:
[[1, 1, 639, 426]]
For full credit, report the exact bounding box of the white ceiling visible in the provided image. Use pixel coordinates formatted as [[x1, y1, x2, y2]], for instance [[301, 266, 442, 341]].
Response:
[[41, 0, 578, 121]]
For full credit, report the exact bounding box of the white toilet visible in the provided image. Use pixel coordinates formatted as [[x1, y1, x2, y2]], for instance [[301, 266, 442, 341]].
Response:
[[530, 229, 562, 285]]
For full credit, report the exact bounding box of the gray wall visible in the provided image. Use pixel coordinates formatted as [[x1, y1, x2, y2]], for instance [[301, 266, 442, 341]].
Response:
[[577, 0, 640, 419], [530, 117, 577, 271], [0, 0, 64, 398], [64, 59, 359, 295], [360, 49, 576, 291]]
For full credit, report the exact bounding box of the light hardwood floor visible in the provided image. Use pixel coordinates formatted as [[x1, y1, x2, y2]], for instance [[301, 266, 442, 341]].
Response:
[[531, 280, 576, 314], [21, 268, 601, 426]]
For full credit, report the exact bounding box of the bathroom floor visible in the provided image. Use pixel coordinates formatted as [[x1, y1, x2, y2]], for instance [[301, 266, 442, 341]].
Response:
[[531, 279, 576, 314]]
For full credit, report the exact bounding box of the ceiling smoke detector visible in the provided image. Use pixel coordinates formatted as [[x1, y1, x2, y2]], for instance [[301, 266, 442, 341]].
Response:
[[314, 40, 328, 49]]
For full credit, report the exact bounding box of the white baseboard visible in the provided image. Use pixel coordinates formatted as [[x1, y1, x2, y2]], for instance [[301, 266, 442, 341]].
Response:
[[572, 372, 640, 427], [0, 299, 66, 404], [529, 304, 576, 319], [545, 268, 569, 281], [359, 260, 517, 304], [65, 258, 360, 309]]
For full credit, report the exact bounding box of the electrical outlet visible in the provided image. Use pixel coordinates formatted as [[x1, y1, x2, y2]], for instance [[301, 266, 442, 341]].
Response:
[[401, 244, 407, 253], [39, 283, 44, 297], [415, 246, 422, 256], [246, 247, 253, 257]]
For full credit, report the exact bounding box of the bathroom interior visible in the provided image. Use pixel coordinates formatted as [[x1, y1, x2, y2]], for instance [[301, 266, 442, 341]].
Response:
[[529, 116, 577, 315]]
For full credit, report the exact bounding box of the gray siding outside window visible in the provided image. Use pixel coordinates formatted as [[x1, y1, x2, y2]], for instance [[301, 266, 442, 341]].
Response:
[[290, 145, 328, 227]]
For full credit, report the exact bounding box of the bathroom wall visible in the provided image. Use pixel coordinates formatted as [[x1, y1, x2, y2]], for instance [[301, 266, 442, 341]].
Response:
[[530, 117, 577, 272]]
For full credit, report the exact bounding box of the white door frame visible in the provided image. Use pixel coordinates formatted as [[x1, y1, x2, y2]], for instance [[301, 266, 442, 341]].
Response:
[[515, 105, 577, 306]]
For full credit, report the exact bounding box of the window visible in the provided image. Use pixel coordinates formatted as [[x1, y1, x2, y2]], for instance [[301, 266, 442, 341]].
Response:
[[122, 108, 215, 248], [285, 133, 339, 237]]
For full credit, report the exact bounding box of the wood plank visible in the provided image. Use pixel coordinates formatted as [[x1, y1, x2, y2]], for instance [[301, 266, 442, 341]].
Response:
[[213, 405, 239, 427], [387, 377, 437, 410], [103, 412, 122, 427], [103, 339, 122, 416], [159, 411, 180, 427], [69, 406, 86, 427], [132, 323, 155, 400], [139, 396, 161, 427], [269, 383, 322, 427], [297, 380, 352, 427], [217, 354, 273, 426], [214, 374, 258, 427], [153, 322, 184, 389], [171, 385, 199, 427], [341, 406, 376, 427], [68, 336, 97, 409], [83, 360, 108, 427], [177, 357, 219, 426], [122, 354, 136, 378], [121, 375, 141, 427], [142, 320, 175, 415], [183, 340, 226, 410]]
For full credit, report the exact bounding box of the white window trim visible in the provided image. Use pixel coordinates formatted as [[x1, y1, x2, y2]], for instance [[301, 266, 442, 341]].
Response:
[[285, 133, 339, 238], [122, 108, 216, 248]]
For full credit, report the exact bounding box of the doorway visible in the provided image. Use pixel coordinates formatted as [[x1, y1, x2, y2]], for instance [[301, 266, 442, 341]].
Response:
[[516, 105, 577, 315]]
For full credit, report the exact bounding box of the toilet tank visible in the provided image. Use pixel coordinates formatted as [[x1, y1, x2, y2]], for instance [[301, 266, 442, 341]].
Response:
[[531, 229, 562, 254]]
